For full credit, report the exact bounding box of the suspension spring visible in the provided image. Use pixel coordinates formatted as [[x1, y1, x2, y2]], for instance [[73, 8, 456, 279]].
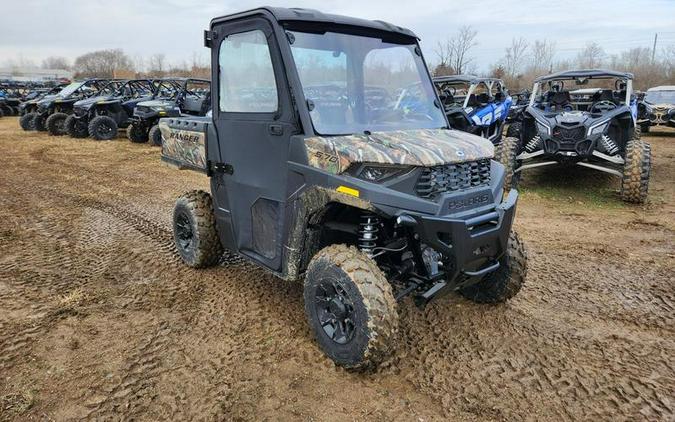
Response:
[[525, 135, 542, 153], [358, 213, 380, 257], [600, 135, 619, 155]]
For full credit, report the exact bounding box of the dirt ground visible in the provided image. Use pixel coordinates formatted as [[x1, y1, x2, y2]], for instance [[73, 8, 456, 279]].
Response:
[[0, 116, 673, 421]]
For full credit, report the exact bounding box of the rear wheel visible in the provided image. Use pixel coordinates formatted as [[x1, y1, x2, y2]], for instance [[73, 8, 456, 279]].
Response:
[[19, 113, 36, 131], [88, 115, 118, 141], [494, 136, 520, 190], [460, 231, 527, 303], [126, 122, 148, 143], [620, 139, 651, 204], [65, 115, 89, 138], [304, 244, 398, 369], [148, 124, 162, 146], [173, 190, 223, 268], [46, 112, 68, 136]]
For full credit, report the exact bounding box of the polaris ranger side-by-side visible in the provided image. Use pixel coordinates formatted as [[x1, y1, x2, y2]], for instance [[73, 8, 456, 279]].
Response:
[[127, 78, 211, 145], [67, 79, 156, 140], [19, 84, 68, 130], [30, 79, 121, 134], [433, 75, 512, 144], [495, 69, 651, 203], [161, 7, 527, 369]]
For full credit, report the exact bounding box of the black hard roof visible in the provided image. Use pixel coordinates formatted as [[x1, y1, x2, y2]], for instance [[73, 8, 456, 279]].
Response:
[[211, 6, 418, 39], [535, 69, 633, 82], [433, 75, 504, 84]]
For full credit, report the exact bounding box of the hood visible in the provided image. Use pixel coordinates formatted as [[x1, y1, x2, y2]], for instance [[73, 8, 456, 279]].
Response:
[[74, 95, 115, 108], [305, 128, 494, 175], [137, 99, 175, 108], [553, 111, 589, 126]]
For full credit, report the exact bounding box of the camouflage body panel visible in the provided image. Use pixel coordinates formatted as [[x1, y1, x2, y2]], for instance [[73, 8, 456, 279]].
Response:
[[159, 118, 207, 171], [304, 128, 494, 174]]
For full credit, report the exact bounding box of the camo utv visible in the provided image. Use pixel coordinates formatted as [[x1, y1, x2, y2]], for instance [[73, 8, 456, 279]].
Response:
[[160, 7, 527, 370], [433, 75, 512, 144]]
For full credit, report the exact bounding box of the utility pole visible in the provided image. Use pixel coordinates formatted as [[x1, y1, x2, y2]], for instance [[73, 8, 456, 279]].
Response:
[[652, 33, 658, 64]]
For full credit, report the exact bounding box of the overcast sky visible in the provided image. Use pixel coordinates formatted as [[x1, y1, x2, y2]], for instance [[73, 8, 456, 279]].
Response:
[[1, 0, 674, 72]]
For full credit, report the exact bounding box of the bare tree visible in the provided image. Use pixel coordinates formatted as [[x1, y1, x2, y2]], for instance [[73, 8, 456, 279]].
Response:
[[576, 42, 605, 68], [41, 56, 70, 70], [503, 37, 529, 78], [73, 49, 134, 78], [148, 54, 166, 76], [530, 40, 556, 73], [450, 25, 478, 75]]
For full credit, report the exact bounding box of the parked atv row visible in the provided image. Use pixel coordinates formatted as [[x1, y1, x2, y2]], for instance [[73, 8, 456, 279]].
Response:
[[19, 77, 211, 144]]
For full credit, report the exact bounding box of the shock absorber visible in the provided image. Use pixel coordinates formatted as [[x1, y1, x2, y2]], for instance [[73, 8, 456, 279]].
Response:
[[358, 213, 380, 257], [600, 135, 619, 155], [524, 135, 542, 153]]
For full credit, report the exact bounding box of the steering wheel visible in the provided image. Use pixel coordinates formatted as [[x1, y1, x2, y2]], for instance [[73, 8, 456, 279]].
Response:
[[590, 100, 617, 113]]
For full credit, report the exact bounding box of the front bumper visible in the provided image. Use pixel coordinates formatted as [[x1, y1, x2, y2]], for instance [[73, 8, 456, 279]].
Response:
[[411, 189, 517, 275]]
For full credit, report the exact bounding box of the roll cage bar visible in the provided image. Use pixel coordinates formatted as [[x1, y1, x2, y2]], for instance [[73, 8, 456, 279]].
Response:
[[529, 70, 633, 108]]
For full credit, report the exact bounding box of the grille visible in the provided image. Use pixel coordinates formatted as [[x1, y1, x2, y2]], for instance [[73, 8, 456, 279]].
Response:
[[552, 126, 585, 150], [416, 159, 491, 200]]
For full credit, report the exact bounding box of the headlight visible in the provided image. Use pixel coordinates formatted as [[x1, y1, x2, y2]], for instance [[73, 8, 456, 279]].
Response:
[[351, 165, 413, 182], [588, 122, 609, 136], [152, 106, 166, 111], [535, 120, 551, 135]]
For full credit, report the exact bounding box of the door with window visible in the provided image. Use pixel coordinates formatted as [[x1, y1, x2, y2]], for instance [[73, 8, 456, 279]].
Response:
[[211, 18, 296, 271]]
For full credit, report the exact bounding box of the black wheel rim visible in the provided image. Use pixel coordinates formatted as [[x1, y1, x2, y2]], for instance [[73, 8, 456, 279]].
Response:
[[55, 118, 65, 132], [315, 278, 356, 344], [98, 122, 112, 137], [175, 212, 194, 252]]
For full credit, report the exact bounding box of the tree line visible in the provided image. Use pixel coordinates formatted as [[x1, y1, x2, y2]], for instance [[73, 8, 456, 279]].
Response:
[[433, 27, 675, 91], [5, 49, 210, 80], [6, 37, 675, 91]]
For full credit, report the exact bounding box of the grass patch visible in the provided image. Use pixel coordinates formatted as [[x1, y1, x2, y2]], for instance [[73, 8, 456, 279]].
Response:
[[518, 166, 627, 210], [1, 390, 35, 415]]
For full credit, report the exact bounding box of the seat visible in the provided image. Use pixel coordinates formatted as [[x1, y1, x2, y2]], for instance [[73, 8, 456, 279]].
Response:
[[549, 91, 571, 110]]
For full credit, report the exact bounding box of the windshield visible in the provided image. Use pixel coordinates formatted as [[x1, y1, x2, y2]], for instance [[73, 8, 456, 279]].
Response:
[[645, 90, 675, 104], [57, 82, 85, 98], [288, 30, 446, 135], [532, 77, 630, 113]]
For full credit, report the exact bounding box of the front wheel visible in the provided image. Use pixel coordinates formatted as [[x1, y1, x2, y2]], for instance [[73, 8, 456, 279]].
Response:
[[126, 122, 148, 143], [19, 113, 36, 131], [88, 115, 118, 140], [460, 231, 527, 304], [506, 121, 522, 139], [65, 115, 89, 138], [494, 136, 521, 190], [304, 244, 399, 370], [620, 139, 651, 204], [46, 112, 68, 136], [148, 124, 162, 146], [173, 190, 223, 268]]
